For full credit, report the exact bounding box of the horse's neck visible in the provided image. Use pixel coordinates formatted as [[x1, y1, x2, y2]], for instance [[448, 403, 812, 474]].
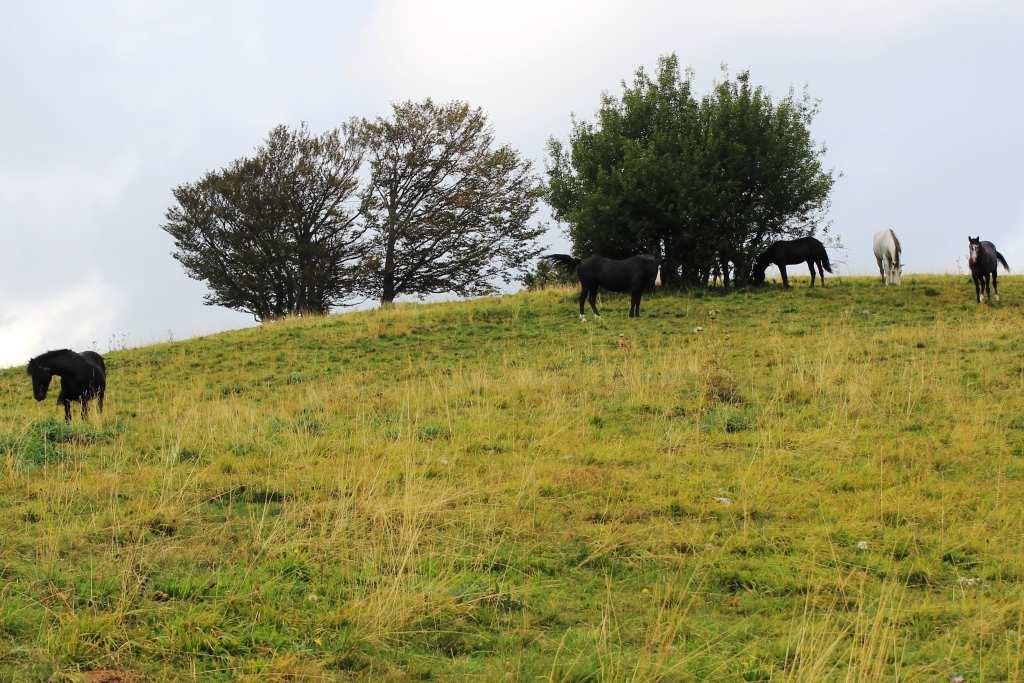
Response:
[[44, 352, 78, 377]]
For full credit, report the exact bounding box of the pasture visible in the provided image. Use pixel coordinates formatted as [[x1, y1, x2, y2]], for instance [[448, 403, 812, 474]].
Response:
[[1, 276, 1022, 681]]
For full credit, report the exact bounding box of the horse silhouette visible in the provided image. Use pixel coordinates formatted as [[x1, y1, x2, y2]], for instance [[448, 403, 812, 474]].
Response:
[[543, 254, 662, 320], [968, 236, 1009, 303], [27, 349, 107, 422], [751, 237, 832, 288]]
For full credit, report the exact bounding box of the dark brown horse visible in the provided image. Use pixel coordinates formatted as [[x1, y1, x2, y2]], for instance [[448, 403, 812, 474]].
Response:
[[27, 349, 106, 422], [543, 254, 662, 319], [968, 236, 1009, 303], [751, 237, 832, 288]]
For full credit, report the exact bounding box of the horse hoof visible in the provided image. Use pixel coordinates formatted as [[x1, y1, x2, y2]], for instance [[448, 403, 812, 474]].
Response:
[[579, 315, 586, 322]]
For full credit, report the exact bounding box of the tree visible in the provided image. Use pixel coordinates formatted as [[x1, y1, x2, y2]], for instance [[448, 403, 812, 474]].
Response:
[[356, 100, 545, 304], [162, 123, 366, 321], [546, 54, 835, 286]]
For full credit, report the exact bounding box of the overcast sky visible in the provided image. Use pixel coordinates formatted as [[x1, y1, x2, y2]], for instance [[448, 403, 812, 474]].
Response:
[[2, 1, 1022, 367]]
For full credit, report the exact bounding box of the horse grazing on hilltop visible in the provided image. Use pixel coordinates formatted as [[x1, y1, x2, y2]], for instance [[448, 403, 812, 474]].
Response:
[[751, 237, 832, 288], [873, 229, 903, 285], [542, 254, 662, 320], [968, 236, 1009, 303], [27, 349, 107, 422]]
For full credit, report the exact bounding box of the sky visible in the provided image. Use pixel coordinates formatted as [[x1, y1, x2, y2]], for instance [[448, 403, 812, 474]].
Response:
[[1, 0, 1022, 368]]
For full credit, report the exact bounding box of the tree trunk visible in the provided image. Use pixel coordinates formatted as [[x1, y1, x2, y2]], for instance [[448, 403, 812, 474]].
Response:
[[380, 234, 397, 305]]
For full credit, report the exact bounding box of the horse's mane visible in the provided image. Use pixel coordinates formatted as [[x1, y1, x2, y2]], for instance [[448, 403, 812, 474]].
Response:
[[28, 349, 74, 370], [889, 229, 902, 263], [34, 349, 74, 362]]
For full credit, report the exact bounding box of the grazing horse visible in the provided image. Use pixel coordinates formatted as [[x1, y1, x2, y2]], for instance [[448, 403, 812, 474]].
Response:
[[873, 229, 903, 285], [751, 237, 832, 288], [27, 349, 107, 422], [543, 254, 662, 320], [968, 236, 1009, 303]]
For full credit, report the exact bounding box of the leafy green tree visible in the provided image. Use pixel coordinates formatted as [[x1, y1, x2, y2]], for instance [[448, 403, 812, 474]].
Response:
[[163, 123, 366, 320], [546, 54, 834, 286], [356, 100, 546, 304]]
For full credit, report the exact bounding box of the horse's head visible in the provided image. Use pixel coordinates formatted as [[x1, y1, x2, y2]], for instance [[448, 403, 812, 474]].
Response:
[[968, 236, 981, 264], [26, 358, 52, 401], [749, 258, 768, 285]]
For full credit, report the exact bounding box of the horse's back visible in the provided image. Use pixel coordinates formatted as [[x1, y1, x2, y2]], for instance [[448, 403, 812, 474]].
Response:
[[873, 230, 895, 259], [773, 237, 824, 263], [580, 254, 657, 291]]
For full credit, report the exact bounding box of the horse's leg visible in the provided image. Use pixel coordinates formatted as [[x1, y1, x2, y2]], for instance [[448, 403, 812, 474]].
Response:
[[588, 290, 600, 318], [779, 265, 789, 288], [973, 274, 982, 303], [993, 270, 1000, 301], [985, 272, 992, 303], [630, 291, 642, 318], [877, 256, 886, 284], [63, 399, 72, 423], [808, 260, 816, 287], [818, 260, 826, 286], [98, 390, 104, 414], [82, 399, 89, 421], [578, 286, 588, 321]]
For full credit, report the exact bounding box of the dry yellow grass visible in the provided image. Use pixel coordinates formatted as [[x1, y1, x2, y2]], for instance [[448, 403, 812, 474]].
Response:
[[0, 276, 1022, 680]]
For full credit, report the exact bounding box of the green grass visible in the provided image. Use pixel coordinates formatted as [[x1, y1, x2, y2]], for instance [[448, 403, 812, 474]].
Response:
[[1, 275, 1022, 680]]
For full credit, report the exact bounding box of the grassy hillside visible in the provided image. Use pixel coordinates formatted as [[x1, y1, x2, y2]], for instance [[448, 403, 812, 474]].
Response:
[[1, 276, 1023, 681]]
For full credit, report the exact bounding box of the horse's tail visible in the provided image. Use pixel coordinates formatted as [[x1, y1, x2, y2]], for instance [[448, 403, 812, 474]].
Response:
[[541, 254, 582, 271], [818, 245, 833, 273], [889, 229, 902, 264], [997, 251, 1010, 272]]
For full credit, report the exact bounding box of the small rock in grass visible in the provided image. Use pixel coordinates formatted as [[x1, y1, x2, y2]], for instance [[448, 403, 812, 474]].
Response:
[[957, 577, 981, 587], [694, 326, 705, 333], [856, 540, 869, 551], [713, 496, 733, 506], [950, 675, 965, 683]]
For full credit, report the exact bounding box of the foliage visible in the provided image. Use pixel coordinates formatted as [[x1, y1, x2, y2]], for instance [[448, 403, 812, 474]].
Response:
[[547, 54, 835, 286], [1, 276, 1022, 679], [520, 257, 577, 290], [356, 99, 546, 304], [163, 123, 366, 320]]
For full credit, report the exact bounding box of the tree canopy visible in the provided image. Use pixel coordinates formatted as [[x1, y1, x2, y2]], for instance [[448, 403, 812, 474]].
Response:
[[356, 100, 545, 304], [165, 103, 545, 316], [546, 54, 835, 286], [162, 124, 367, 320]]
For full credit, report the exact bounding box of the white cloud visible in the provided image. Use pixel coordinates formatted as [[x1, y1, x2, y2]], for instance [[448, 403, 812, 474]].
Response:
[[0, 158, 138, 232], [0, 272, 124, 368]]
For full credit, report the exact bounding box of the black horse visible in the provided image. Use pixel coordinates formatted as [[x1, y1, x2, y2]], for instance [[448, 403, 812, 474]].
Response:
[[968, 236, 1009, 303], [751, 237, 832, 288], [543, 254, 662, 319], [27, 349, 107, 422]]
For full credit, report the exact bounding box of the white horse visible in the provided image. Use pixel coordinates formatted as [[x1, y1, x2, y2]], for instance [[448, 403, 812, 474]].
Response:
[[873, 228, 903, 285]]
